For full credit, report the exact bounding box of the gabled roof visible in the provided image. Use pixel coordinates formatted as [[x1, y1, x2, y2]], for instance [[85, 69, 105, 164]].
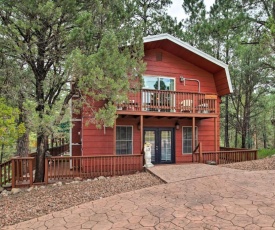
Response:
[[143, 34, 233, 96]]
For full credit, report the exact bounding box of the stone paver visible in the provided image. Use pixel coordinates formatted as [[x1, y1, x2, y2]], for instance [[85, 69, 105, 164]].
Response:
[[3, 164, 275, 229]]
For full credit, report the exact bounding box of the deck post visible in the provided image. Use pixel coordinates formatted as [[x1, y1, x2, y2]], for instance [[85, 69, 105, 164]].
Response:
[[11, 158, 16, 188], [140, 115, 144, 151], [192, 117, 195, 156], [29, 158, 33, 187], [44, 158, 48, 185], [214, 117, 218, 163], [199, 143, 203, 163], [113, 119, 116, 155]]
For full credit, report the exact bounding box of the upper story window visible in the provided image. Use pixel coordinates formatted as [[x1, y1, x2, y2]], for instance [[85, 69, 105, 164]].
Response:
[[143, 76, 175, 91]]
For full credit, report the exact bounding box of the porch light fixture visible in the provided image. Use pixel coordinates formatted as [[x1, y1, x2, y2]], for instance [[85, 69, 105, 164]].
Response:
[[175, 121, 180, 130], [137, 122, 141, 130]]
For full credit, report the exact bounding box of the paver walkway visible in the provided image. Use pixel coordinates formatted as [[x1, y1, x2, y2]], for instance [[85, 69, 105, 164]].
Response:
[[4, 164, 275, 229]]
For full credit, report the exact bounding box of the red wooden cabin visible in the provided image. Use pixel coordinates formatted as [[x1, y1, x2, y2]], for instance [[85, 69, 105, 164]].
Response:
[[71, 34, 232, 164]]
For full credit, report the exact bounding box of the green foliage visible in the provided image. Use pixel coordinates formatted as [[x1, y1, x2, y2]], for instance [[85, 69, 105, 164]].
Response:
[[258, 149, 275, 159], [0, 98, 25, 162], [0, 98, 25, 146]]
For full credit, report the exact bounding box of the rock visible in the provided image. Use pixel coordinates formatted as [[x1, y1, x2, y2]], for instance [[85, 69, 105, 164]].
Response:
[[70, 181, 79, 184], [57, 182, 63, 186], [11, 188, 21, 195], [86, 179, 92, 182], [93, 178, 98, 181], [40, 186, 46, 189], [1, 190, 11, 196], [98, 176, 106, 180], [206, 160, 217, 165], [27, 187, 34, 192], [0, 187, 4, 193], [74, 177, 83, 181]]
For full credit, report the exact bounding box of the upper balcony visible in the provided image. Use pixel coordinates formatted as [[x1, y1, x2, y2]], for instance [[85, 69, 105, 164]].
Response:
[[116, 89, 218, 118]]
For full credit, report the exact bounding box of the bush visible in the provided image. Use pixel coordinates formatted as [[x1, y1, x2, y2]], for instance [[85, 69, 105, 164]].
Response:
[[258, 149, 275, 159]]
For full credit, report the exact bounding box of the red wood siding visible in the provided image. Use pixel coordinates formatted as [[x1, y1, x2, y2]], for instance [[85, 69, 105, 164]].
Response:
[[144, 49, 217, 94], [214, 69, 230, 95], [82, 119, 114, 156]]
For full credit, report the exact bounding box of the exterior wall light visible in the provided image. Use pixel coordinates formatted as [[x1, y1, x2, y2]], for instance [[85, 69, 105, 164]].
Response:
[[175, 121, 180, 130]]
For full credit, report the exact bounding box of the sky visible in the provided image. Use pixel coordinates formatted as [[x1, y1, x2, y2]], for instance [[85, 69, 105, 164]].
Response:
[[167, 0, 215, 21]]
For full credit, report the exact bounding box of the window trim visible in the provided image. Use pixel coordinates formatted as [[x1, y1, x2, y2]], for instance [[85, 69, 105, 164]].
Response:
[[182, 126, 198, 154], [116, 125, 133, 155]]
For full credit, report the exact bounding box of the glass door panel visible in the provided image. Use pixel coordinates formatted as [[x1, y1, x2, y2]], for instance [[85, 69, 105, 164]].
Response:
[[144, 130, 156, 163], [161, 131, 172, 162]]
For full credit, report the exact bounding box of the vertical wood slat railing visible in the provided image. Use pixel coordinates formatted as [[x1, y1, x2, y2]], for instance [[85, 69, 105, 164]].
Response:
[[0, 160, 12, 187], [11, 157, 34, 188], [44, 155, 143, 184], [193, 147, 257, 165], [116, 90, 217, 113], [0, 157, 34, 188]]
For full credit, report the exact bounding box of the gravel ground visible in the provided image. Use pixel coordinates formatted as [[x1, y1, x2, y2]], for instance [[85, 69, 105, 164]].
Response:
[[220, 156, 275, 170], [0, 172, 163, 228]]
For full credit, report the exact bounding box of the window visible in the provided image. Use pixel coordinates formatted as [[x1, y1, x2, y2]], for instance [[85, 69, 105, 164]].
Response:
[[142, 76, 175, 111], [143, 76, 175, 91], [116, 126, 133, 155], [182, 127, 198, 154]]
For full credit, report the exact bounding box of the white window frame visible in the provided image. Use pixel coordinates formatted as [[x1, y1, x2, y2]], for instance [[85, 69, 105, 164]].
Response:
[[116, 125, 133, 155], [142, 76, 176, 111], [182, 126, 198, 154], [142, 75, 176, 91]]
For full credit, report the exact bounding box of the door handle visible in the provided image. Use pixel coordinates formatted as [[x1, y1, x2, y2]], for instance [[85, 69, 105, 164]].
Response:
[[155, 145, 158, 151]]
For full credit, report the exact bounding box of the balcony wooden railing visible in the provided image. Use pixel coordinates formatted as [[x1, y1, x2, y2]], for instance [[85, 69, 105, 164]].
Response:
[[116, 89, 217, 114], [193, 143, 257, 165]]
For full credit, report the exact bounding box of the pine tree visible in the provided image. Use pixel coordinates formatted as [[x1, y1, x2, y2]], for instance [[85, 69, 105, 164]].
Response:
[[0, 0, 144, 182]]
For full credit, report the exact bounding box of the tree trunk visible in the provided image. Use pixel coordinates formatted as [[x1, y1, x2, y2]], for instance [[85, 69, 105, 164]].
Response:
[[34, 134, 48, 182], [0, 144, 4, 164], [17, 132, 29, 157], [17, 90, 29, 157]]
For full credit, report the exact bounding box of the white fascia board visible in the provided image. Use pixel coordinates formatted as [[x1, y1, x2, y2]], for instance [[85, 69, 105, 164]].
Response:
[[144, 33, 233, 94], [225, 68, 233, 93]]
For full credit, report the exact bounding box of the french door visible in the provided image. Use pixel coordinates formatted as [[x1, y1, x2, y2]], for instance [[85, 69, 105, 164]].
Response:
[[144, 128, 175, 164]]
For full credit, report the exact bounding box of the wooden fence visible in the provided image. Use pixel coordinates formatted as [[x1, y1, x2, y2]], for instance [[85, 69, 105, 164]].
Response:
[[45, 155, 143, 184], [193, 143, 257, 164], [1, 154, 143, 188]]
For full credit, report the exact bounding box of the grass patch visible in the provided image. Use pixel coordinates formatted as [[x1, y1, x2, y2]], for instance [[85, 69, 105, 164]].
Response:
[[258, 149, 275, 159]]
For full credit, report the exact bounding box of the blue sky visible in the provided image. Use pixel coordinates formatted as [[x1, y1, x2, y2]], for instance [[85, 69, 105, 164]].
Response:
[[168, 0, 215, 21]]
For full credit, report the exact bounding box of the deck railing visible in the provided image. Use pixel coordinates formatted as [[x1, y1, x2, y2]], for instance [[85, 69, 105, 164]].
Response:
[[0, 160, 12, 187], [45, 155, 143, 184], [117, 90, 217, 114], [1, 154, 143, 188], [193, 144, 257, 164]]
